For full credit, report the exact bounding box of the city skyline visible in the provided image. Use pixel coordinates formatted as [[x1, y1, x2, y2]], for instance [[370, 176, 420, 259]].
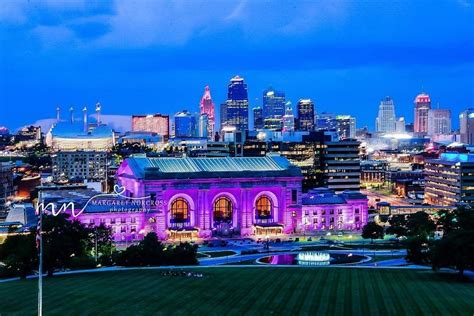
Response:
[[1, 1, 473, 130]]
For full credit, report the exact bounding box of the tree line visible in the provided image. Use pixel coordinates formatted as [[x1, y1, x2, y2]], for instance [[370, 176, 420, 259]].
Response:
[[362, 207, 474, 276], [0, 214, 198, 279]]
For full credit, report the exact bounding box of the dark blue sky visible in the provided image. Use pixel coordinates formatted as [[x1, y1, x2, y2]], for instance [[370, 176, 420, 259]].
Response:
[[1, 0, 473, 131]]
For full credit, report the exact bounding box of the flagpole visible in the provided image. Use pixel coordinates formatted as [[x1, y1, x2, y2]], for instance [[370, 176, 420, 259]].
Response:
[[38, 207, 43, 316]]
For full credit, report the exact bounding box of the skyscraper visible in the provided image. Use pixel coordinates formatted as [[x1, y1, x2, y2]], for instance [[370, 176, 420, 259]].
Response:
[[336, 115, 356, 139], [253, 107, 264, 130], [375, 96, 396, 134], [282, 103, 295, 132], [198, 114, 209, 138], [296, 99, 315, 131], [315, 112, 338, 131], [262, 88, 286, 119], [174, 110, 197, 138], [396, 117, 406, 133], [427, 109, 451, 136], [199, 85, 215, 137], [220, 76, 249, 132], [414, 93, 431, 135], [460, 109, 474, 145]]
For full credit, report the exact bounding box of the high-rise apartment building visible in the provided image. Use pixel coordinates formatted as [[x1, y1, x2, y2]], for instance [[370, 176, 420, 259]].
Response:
[[52, 151, 107, 182], [220, 76, 249, 132], [375, 96, 396, 134], [296, 99, 315, 131], [414, 93, 431, 135]]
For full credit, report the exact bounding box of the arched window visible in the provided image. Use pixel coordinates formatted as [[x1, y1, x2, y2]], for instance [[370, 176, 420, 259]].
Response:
[[170, 198, 190, 223], [256, 195, 272, 219], [213, 197, 233, 222]]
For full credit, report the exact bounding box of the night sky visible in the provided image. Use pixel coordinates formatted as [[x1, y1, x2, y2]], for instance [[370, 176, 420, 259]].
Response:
[[1, 0, 473, 131]]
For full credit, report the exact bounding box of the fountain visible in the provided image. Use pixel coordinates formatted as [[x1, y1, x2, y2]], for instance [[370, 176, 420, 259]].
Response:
[[296, 251, 331, 266]]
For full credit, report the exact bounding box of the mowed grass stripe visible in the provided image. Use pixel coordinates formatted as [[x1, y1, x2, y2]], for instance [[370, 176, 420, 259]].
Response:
[[249, 267, 295, 314], [1, 268, 473, 315], [279, 268, 313, 315]]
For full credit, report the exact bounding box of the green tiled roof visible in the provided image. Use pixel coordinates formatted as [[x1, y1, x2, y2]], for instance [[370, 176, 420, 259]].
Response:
[[125, 154, 302, 180]]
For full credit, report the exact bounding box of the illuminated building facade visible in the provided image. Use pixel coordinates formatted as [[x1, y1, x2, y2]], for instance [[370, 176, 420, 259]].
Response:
[[414, 93, 431, 135], [360, 160, 387, 186], [375, 96, 396, 134], [302, 188, 368, 231], [336, 115, 356, 140], [199, 86, 215, 137], [459, 109, 474, 145], [131, 114, 170, 140], [46, 123, 114, 151], [116, 154, 303, 240], [315, 112, 337, 131], [220, 76, 249, 132], [282, 104, 295, 132], [424, 153, 474, 206], [322, 140, 361, 193], [174, 110, 197, 137], [0, 162, 14, 219], [262, 88, 286, 119], [296, 99, 315, 131], [427, 109, 451, 136], [52, 151, 107, 182], [253, 107, 264, 130], [55, 154, 368, 242]]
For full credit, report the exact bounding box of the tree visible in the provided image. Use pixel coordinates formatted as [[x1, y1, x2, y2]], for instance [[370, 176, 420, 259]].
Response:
[[42, 214, 90, 276], [386, 215, 408, 237], [87, 223, 114, 264], [116, 232, 197, 267], [361, 222, 384, 243], [406, 211, 435, 238], [436, 210, 457, 234], [405, 236, 430, 264], [0, 233, 36, 279], [431, 229, 474, 277]]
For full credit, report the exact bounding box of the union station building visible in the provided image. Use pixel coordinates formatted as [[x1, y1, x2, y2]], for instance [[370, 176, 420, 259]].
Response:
[[78, 154, 368, 242]]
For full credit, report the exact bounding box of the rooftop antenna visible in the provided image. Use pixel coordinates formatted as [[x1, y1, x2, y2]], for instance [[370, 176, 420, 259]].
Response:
[[69, 107, 74, 124], [95, 102, 101, 126], [82, 107, 88, 133]]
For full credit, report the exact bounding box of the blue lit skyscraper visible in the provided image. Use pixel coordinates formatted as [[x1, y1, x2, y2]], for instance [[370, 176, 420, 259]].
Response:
[[174, 110, 197, 137], [262, 88, 286, 119], [220, 76, 249, 132]]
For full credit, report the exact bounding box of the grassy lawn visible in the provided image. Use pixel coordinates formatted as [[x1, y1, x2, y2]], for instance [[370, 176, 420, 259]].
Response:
[[0, 268, 473, 315]]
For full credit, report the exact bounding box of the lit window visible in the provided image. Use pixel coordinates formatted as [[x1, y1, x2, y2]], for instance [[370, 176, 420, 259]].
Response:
[[213, 197, 233, 222], [256, 195, 272, 219], [170, 198, 190, 223]]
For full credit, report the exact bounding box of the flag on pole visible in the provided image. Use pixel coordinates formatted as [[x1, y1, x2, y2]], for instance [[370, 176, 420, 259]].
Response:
[[36, 212, 41, 251]]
